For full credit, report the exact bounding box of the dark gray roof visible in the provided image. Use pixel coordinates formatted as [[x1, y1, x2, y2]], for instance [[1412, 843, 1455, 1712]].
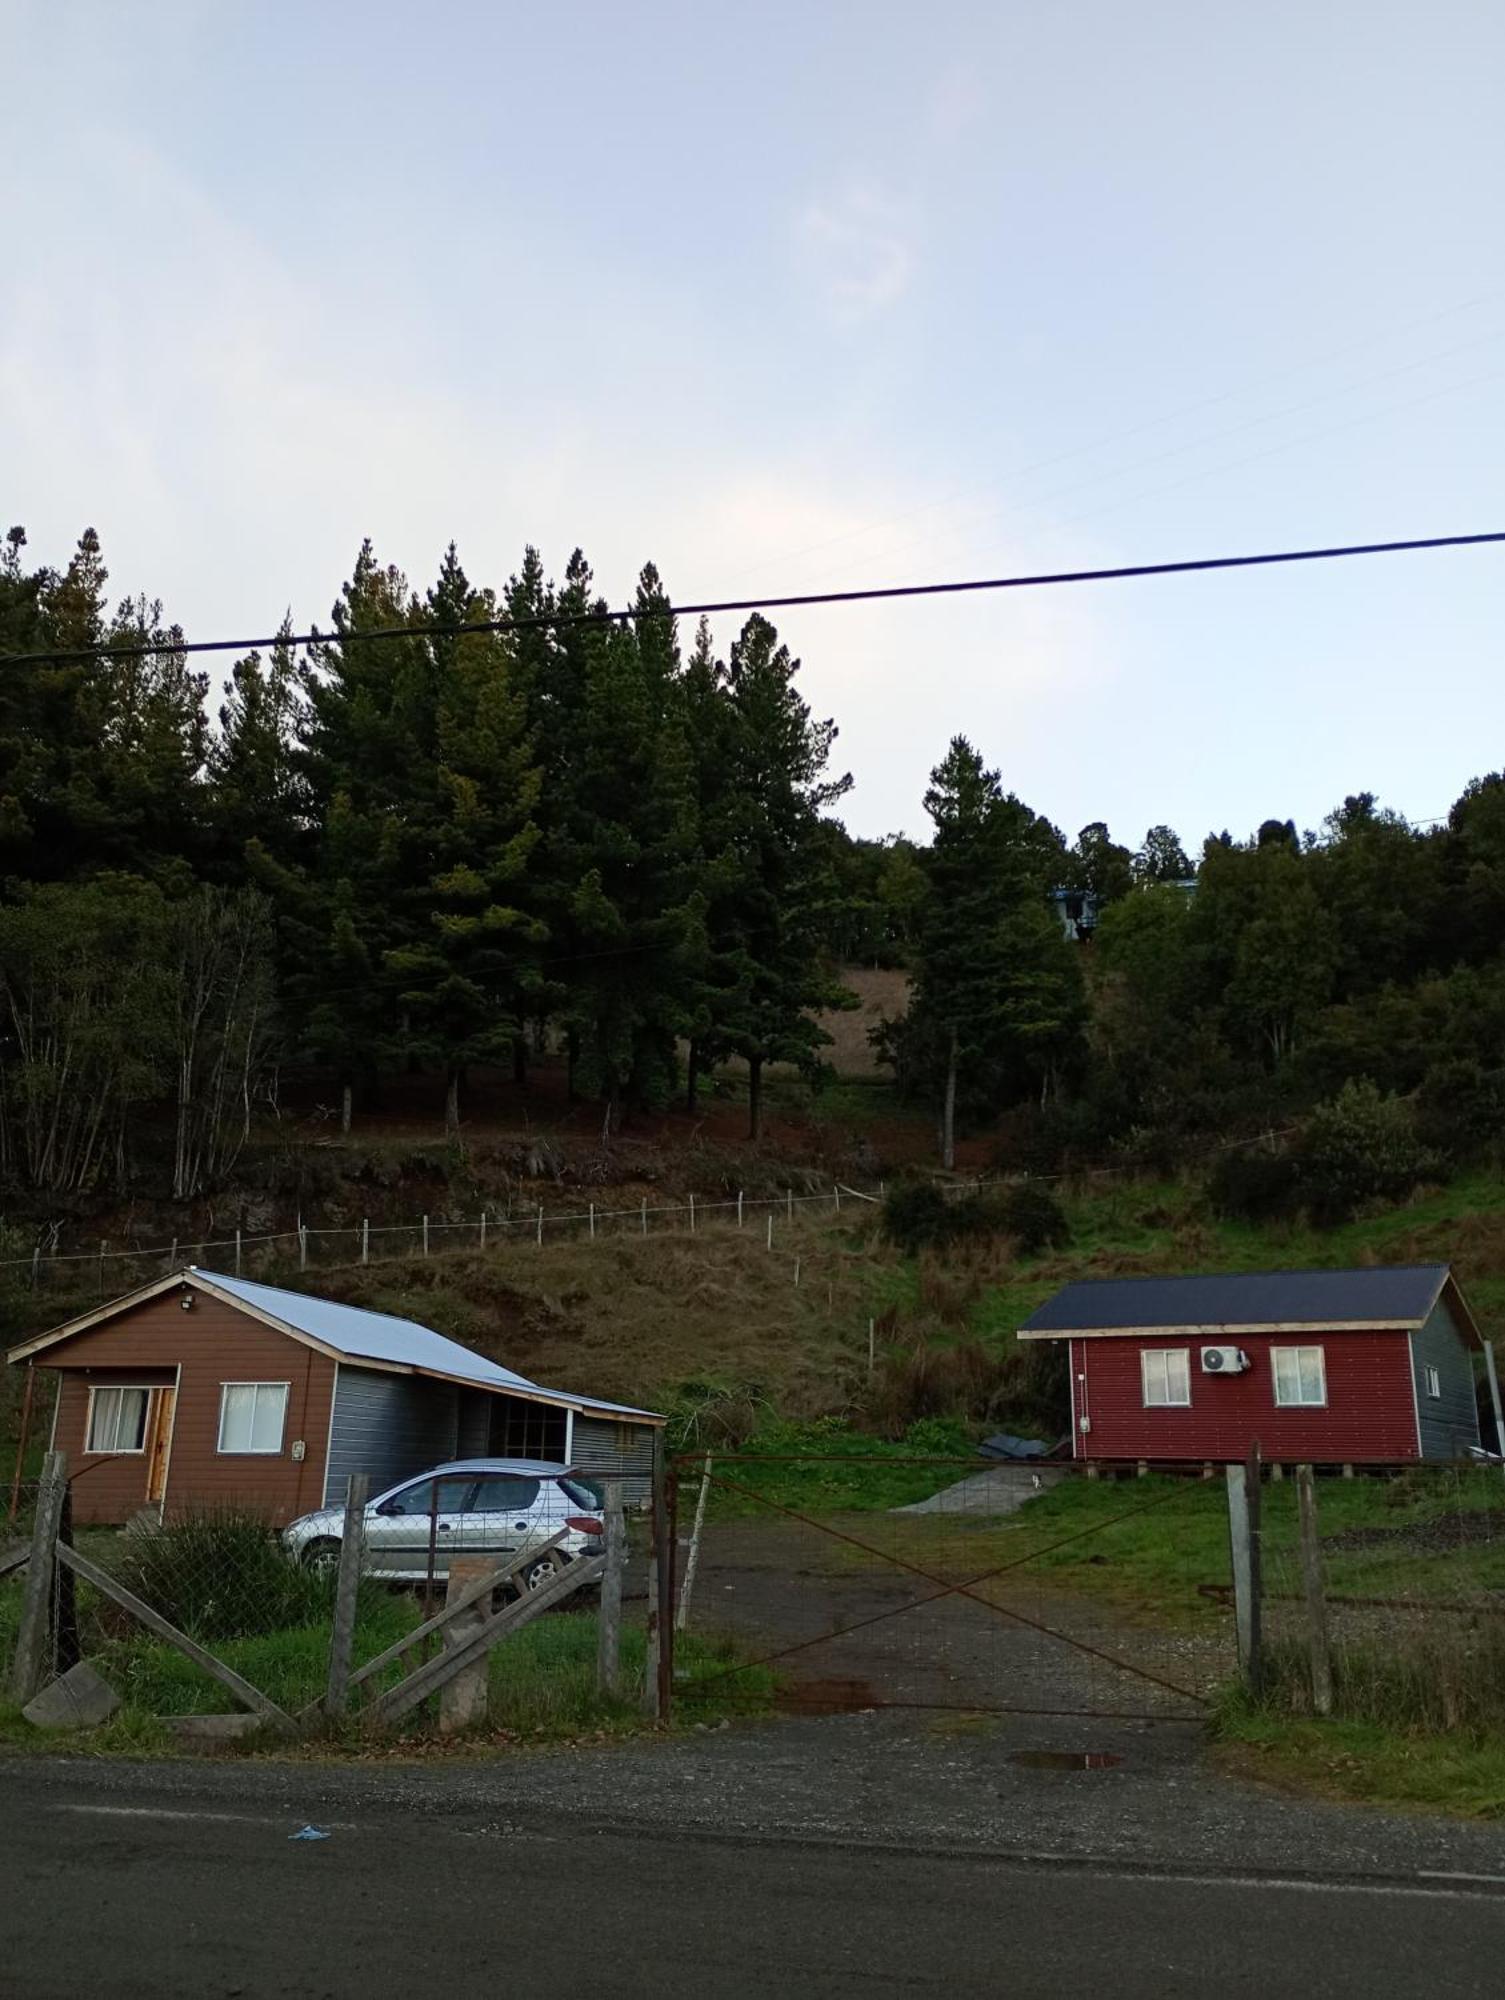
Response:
[[1020, 1265, 1456, 1336]]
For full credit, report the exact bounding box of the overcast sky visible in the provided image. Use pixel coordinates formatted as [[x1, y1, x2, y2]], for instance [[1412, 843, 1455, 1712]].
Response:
[[3, 1, 1502, 846]]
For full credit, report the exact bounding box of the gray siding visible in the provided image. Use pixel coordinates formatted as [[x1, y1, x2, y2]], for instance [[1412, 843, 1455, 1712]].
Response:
[[570, 1413, 658, 1505], [456, 1390, 491, 1459], [1411, 1301, 1481, 1461], [322, 1366, 461, 1505]]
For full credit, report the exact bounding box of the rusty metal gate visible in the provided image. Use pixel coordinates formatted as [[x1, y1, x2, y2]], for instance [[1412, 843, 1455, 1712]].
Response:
[[666, 1454, 1236, 1723]]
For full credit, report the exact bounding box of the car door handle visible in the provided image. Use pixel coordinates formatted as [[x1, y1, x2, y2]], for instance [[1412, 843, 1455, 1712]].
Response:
[[438, 1522, 453, 1533], [514, 1522, 529, 1531]]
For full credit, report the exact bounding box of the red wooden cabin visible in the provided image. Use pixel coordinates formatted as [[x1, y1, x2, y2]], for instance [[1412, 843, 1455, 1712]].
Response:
[[1018, 1265, 1501, 1465]]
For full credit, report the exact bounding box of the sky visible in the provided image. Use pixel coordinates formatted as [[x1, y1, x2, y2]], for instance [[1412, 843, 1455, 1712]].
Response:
[[2, 1, 1502, 848]]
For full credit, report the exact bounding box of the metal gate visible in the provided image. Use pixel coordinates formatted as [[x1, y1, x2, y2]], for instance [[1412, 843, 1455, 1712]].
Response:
[[667, 1454, 1236, 1723]]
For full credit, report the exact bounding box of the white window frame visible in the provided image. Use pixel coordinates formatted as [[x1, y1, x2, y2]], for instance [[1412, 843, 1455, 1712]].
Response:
[[1425, 1364, 1442, 1400], [1141, 1348, 1192, 1408], [1272, 1345, 1328, 1409], [85, 1384, 154, 1455], [216, 1381, 291, 1456]]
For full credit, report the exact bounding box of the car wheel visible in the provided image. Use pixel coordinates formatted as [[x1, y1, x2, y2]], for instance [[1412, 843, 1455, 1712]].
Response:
[[518, 1551, 566, 1594], [301, 1537, 341, 1576]]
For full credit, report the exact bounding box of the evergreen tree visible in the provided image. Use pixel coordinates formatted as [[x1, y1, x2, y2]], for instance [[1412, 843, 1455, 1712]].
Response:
[[209, 617, 308, 878], [906, 739, 1084, 1167], [704, 613, 853, 1140]]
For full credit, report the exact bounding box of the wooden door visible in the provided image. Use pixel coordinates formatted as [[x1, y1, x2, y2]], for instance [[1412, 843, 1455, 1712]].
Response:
[[146, 1387, 176, 1505]]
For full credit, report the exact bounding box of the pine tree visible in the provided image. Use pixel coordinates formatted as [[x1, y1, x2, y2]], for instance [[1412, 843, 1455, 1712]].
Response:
[[383, 545, 545, 1134], [907, 738, 1084, 1166], [209, 616, 308, 879], [699, 613, 852, 1140]]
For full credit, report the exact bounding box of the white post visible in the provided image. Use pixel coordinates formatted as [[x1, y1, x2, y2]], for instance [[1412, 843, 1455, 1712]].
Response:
[[766, 1214, 773, 1251], [235, 1227, 242, 1276], [737, 1191, 744, 1228], [793, 1256, 800, 1288], [361, 1217, 369, 1265], [298, 1222, 307, 1271], [537, 1203, 544, 1246], [1484, 1341, 1505, 1462], [589, 1202, 596, 1241], [422, 1214, 429, 1257], [676, 1454, 713, 1633]]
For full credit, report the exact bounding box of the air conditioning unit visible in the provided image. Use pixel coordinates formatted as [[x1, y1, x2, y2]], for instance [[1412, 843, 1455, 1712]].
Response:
[[1200, 1345, 1250, 1374]]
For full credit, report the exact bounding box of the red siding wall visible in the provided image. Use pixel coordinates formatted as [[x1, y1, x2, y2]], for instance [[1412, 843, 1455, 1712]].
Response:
[[43, 1294, 336, 1525], [1069, 1330, 1420, 1462]]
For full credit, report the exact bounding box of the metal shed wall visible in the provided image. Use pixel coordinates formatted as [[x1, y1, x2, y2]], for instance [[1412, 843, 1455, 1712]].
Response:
[[1411, 1299, 1481, 1460], [571, 1412, 656, 1503], [322, 1366, 460, 1505]]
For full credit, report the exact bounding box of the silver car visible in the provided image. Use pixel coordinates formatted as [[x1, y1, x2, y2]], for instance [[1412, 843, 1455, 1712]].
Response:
[[283, 1458, 605, 1591]]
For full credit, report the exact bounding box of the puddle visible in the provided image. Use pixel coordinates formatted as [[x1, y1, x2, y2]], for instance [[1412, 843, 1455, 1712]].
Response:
[[1008, 1750, 1123, 1771], [775, 1678, 879, 1714]]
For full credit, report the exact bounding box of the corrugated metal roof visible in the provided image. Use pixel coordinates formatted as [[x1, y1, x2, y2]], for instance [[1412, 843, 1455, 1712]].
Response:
[[1019, 1265, 1452, 1335], [189, 1268, 660, 1420]]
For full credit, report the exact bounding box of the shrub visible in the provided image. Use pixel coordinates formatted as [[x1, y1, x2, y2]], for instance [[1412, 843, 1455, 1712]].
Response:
[[113, 1506, 335, 1641], [1296, 1079, 1436, 1225], [1416, 1058, 1505, 1164], [863, 1335, 1067, 1438], [1207, 1145, 1301, 1224], [881, 1181, 1004, 1256], [997, 1180, 1071, 1253]]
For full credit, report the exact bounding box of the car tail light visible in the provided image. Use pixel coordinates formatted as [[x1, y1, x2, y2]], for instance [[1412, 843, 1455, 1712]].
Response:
[[565, 1515, 603, 1536]]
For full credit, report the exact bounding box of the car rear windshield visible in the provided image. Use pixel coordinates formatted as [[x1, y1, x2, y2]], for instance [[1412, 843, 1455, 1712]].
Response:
[[559, 1476, 603, 1510]]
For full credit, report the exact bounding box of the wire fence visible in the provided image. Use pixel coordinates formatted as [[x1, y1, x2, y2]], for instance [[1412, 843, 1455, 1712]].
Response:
[[1256, 1462, 1505, 1731], [2, 1181, 895, 1298]]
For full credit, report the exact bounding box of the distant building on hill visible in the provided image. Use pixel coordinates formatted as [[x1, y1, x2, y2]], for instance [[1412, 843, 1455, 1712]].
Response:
[[1049, 877, 1196, 943]]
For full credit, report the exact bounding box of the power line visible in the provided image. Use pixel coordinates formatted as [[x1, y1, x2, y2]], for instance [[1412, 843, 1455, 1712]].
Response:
[[6, 528, 1503, 668]]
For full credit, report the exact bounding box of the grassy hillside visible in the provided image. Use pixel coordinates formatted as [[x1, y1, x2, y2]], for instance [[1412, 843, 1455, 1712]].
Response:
[[8, 1168, 1505, 1476]]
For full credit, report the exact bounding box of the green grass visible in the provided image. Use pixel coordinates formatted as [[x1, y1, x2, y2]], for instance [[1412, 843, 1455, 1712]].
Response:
[[1212, 1691, 1505, 1819], [827, 1468, 1505, 1626], [692, 1416, 979, 1518]]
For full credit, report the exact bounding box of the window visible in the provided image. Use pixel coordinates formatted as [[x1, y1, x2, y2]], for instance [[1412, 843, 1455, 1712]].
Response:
[[489, 1400, 568, 1461], [1141, 1349, 1192, 1408], [560, 1475, 603, 1509], [216, 1382, 289, 1454], [1272, 1346, 1327, 1408], [1425, 1364, 1443, 1400], [469, 1476, 542, 1513], [382, 1477, 473, 1516], [86, 1386, 151, 1453]]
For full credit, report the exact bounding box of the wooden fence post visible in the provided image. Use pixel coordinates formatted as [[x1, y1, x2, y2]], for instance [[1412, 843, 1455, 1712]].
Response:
[[235, 1227, 243, 1275], [1295, 1463, 1333, 1717], [361, 1217, 369, 1265], [439, 1557, 494, 1734], [596, 1479, 625, 1696], [641, 1198, 648, 1236], [688, 1193, 695, 1234], [1226, 1444, 1263, 1695], [8, 1451, 66, 1703], [422, 1214, 429, 1257], [644, 1434, 673, 1721], [737, 1191, 744, 1228], [323, 1474, 369, 1717], [479, 1210, 487, 1251]]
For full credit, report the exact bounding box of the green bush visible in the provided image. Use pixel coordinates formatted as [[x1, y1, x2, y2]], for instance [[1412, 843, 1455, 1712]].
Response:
[[113, 1506, 337, 1641], [881, 1181, 1003, 1255], [997, 1180, 1071, 1253], [1207, 1145, 1301, 1223], [1296, 1079, 1436, 1224]]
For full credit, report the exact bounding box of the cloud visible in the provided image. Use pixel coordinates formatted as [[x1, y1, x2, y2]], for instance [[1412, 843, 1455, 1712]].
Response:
[[796, 179, 918, 323]]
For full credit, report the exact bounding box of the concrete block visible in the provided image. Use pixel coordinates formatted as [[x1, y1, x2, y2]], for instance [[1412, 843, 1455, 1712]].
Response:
[[165, 1712, 265, 1743], [23, 1661, 121, 1730]]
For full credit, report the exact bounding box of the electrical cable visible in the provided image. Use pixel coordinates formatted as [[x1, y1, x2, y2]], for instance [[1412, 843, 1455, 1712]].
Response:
[[7, 528, 1503, 668]]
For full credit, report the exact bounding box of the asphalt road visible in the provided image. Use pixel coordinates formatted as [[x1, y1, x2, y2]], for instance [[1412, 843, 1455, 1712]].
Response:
[[4, 1759, 1504, 1998]]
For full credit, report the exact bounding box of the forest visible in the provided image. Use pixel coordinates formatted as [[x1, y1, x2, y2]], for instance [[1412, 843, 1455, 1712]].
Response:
[[2, 520, 1504, 1219]]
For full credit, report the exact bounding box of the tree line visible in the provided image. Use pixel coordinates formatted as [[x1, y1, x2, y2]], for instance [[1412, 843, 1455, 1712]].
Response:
[[4, 520, 1503, 1208], [896, 734, 1505, 1202], [0, 526, 848, 1195]]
